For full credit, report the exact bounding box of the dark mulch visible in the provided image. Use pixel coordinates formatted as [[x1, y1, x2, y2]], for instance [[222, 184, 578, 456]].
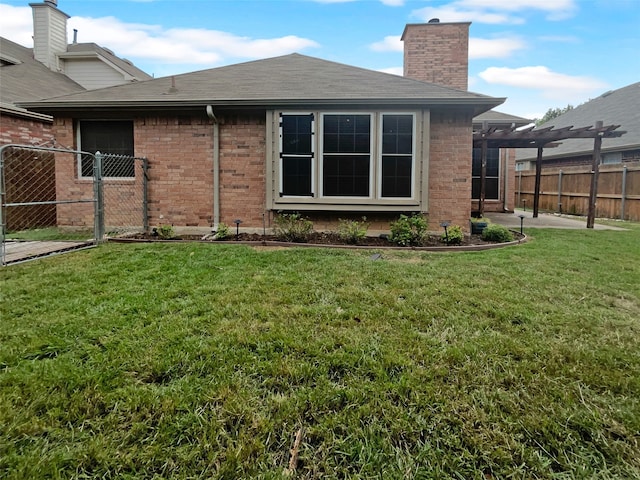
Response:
[[122, 231, 510, 248]]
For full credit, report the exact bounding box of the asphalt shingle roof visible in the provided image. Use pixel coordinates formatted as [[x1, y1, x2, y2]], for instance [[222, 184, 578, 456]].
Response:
[[20, 53, 504, 114], [516, 82, 640, 161], [0, 37, 84, 105]]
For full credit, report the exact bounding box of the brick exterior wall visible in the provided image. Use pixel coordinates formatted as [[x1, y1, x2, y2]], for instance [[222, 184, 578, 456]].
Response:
[[0, 112, 54, 146], [428, 110, 473, 228], [402, 22, 470, 91], [219, 114, 266, 227], [137, 116, 214, 228]]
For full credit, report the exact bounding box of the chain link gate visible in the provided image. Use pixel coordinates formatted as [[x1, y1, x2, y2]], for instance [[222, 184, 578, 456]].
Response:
[[0, 144, 148, 265]]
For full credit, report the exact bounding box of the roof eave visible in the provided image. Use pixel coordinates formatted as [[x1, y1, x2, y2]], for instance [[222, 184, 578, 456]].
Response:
[[21, 96, 505, 113]]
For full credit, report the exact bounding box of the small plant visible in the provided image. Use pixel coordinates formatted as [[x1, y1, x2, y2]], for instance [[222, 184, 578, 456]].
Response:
[[482, 224, 514, 243], [442, 225, 463, 245], [157, 224, 175, 239], [337, 217, 369, 244], [214, 222, 230, 240], [390, 214, 428, 246], [273, 212, 313, 242]]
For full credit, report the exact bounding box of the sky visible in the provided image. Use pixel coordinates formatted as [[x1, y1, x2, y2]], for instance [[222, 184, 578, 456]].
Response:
[[1, 0, 638, 120]]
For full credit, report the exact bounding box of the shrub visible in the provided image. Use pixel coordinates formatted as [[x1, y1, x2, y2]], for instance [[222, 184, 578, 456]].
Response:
[[214, 222, 230, 240], [390, 214, 428, 246], [273, 213, 313, 242], [482, 224, 514, 243], [442, 225, 463, 245], [337, 217, 369, 244], [157, 224, 175, 239]]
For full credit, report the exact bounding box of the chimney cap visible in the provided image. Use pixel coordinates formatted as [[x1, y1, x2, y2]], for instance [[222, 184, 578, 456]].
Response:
[[428, 18, 440, 23], [44, 0, 58, 6]]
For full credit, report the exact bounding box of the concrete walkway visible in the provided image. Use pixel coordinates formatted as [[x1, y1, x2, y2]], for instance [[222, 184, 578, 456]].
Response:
[[485, 210, 627, 230]]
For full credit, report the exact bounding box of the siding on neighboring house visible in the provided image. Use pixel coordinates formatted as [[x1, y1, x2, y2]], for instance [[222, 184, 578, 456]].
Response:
[[63, 60, 129, 90]]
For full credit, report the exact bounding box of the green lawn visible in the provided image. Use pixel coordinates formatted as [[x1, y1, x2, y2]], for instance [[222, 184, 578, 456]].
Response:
[[1, 225, 639, 479]]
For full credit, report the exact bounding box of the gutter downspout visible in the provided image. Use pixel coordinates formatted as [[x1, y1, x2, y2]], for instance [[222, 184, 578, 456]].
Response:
[[206, 105, 220, 231]]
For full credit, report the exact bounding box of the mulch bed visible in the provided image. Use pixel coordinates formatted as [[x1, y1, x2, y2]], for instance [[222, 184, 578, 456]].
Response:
[[114, 231, 524, 250]]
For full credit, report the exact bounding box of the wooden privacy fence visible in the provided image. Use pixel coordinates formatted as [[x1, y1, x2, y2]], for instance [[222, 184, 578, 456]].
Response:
[[515, 162, 640, 221]]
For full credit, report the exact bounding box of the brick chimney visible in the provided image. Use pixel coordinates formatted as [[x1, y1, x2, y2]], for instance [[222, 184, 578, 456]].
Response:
[[402, 20, 470, 91], [30, 0, 69, 71]]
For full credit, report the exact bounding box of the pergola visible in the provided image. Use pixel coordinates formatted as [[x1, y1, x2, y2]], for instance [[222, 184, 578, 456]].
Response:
[[473, 121, 626, 228]]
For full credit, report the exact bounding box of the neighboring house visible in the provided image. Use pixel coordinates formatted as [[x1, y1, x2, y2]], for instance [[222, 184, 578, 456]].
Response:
[[1, 0, 150, 146], [515, 82, 640, 170]]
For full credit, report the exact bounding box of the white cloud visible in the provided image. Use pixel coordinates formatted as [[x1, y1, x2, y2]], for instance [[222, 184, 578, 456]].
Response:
[[370, 35, 403, 52], [0, 4, 32, 45], [1, 6, 319, 69], [478, 66, 607, 100], [469, 37, 526, 58], [412, 0, 577, 24]]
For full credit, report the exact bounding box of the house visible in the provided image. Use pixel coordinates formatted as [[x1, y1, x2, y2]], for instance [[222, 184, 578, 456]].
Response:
[[1, 0, 150, 146], [515, 82, 640, 170], [21, 21, 507, 233]]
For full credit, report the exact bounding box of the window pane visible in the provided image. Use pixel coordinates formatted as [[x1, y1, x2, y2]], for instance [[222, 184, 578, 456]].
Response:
[[80, 120, 134, 177], [282, 156, 312, 196], [382, 156, 412, 197], [282, 115, 312, 155], [324, 115, 370, 154], [382, 115, 413, 155], [323, 155, 369, 196], [472, 177, 499, 200]]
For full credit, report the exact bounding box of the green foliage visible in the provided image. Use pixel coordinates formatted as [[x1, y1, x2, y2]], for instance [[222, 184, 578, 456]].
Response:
[[157, 224, 175, 239], [214, 222, 230, 240], [535, 104, 574, 126], [390, 213, 428, 246], [273, 212, 313, 242], [442, 225, 463, 245], [482, 223, 515, 242], [337, 217, 369, 244]]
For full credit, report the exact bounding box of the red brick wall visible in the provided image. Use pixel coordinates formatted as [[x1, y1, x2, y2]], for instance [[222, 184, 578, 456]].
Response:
[[428, 110, 473, 229], [402, 22, 470, 91], [137, 116, 214, 228], [0, 112, 54, 146], [219, 114, 266, 227]]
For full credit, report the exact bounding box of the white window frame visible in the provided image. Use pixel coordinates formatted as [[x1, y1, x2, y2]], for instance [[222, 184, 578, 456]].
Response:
[[279, 112, 315, 198], [319, 112, 374, 200], [377, 112, 416, 200]]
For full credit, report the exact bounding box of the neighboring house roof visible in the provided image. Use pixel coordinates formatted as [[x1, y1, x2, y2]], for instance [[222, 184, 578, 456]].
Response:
[[0, 37, 84, 105], [473, 110, 531, 128], [62, 43, 152, 81], [21, 53, 505, 115], [516, 82, 640, 161]]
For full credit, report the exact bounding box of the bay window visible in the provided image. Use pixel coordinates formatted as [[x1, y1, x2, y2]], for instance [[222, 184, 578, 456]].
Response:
[[278, 111, 415, 204]]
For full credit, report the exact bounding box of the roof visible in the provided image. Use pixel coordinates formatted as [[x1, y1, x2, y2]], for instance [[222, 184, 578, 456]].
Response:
[[0, 37, 84, 105], [62, 43, 152, 81], [473, 110, 531, 128], [516, 82, 640, 161], [20, 53, 505, 114]]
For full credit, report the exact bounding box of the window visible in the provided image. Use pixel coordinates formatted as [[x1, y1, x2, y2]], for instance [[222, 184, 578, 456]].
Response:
[[278, 112, 415, 203], [381, 114, 413, 198], [472, 147, 499, 200], [280, 114, 314, 196], [78, 120, 134, 178], [322, 114, 371, 197]]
